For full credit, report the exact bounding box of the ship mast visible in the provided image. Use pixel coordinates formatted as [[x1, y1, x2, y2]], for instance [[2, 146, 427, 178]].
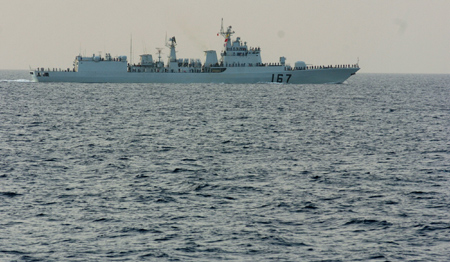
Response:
[[166, 36, 177, 63], [219, 18, 235, 49], [156, 48, 163, 63], [155, 48, 163, 67]]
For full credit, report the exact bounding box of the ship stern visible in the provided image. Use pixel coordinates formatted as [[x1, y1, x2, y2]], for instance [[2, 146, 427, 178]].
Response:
[[30, 71, 39, 82]]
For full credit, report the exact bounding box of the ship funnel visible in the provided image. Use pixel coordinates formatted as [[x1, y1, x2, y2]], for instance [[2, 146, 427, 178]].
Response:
[[204, 50, 218, 67], [140, 54, 153, 66]]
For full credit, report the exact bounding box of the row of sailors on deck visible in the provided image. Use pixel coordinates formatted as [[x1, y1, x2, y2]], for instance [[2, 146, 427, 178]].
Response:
[[37, 68, 74, 72], [226, 47, 261, 51], [295, 64, 359, 70]]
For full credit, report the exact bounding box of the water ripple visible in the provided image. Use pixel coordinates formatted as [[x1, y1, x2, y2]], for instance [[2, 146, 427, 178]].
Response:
[[1, 72, 450, 261]]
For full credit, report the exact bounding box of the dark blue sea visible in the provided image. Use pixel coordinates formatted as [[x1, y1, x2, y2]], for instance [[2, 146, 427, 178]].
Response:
[[1, 70, 450, 261]]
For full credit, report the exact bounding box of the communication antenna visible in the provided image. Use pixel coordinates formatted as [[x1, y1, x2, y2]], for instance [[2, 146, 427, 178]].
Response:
[[130, 34, 133, 64]]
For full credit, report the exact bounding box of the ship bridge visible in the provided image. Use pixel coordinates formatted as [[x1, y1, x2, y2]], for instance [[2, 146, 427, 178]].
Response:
[[221, 37, 262, 67], [219, 22, 262, 67]]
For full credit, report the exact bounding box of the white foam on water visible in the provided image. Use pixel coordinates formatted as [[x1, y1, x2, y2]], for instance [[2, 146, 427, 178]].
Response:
[[0, 79, 32, 83]]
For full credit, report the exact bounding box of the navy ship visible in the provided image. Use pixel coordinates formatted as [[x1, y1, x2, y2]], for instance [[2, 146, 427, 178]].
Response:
[[31, 20, 359, 84]]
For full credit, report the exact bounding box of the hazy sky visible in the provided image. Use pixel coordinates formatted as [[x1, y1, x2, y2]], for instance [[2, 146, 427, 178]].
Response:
[[1, 0, 449, 74]]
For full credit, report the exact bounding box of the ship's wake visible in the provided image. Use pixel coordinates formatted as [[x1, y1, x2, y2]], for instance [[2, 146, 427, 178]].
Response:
[[0, 79, 32, 83]]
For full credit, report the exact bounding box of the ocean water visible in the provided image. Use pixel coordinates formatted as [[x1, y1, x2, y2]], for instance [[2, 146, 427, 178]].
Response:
[[1, 70, 449, 261]]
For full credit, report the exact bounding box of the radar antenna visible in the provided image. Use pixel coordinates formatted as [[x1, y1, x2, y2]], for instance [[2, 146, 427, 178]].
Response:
[[165, 36, 177, 62], [166, 36, 177, 48]]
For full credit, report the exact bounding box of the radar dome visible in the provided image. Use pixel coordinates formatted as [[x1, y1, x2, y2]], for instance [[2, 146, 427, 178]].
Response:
[[295, 61, 306, 69]]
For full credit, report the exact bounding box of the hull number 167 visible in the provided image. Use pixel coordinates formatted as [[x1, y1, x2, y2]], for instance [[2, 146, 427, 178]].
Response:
[[271, 74, 292, 83]]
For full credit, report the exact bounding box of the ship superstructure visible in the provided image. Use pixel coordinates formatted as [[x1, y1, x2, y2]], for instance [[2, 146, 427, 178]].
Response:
[[30, 20, 359, 84]]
